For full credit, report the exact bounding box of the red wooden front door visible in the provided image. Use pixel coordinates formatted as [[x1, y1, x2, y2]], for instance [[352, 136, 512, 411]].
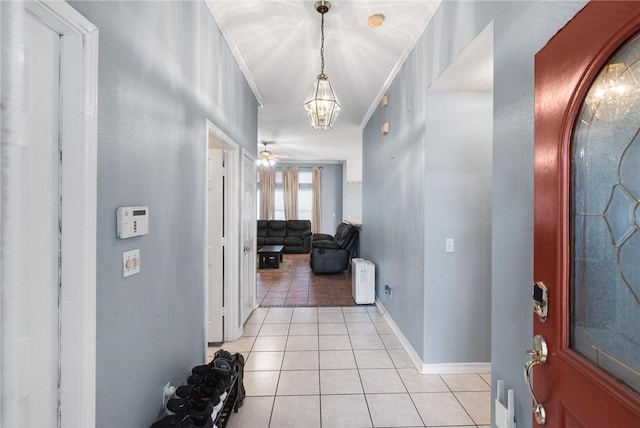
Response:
[[534, 2, 640, 427]]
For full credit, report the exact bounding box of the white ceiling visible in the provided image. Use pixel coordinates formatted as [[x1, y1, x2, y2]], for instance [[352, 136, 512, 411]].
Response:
[[205, 0, 442, 165]]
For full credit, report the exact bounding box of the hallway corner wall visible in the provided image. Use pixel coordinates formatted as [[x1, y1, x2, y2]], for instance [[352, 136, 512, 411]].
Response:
[[362, 1, 588, 427], [69, 2, 258, 427]]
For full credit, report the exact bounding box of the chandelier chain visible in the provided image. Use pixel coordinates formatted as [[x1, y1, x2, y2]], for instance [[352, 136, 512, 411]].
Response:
[[320, 11, 325, 75]]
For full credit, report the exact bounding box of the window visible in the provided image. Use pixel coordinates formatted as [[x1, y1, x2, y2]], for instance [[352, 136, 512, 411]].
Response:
[[258, 167, 314, 220]]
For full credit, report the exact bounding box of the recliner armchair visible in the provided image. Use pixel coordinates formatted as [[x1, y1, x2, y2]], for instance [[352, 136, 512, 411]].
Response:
[[310, 222, 359, 274]]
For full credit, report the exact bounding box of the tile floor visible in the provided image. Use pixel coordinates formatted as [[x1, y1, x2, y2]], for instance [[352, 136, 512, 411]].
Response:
[[257, 254, 355, 307], [210, 306, 491, 428]]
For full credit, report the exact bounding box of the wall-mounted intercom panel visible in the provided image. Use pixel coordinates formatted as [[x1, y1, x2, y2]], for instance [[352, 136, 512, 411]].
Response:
[[117, 206, 149, 239]]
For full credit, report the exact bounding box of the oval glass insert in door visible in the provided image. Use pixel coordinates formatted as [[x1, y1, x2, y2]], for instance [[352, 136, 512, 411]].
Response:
[[571, 31, 640, 393]]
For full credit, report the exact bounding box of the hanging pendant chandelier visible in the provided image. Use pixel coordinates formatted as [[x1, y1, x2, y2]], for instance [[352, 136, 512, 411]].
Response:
[[303, 1, 341, 131]]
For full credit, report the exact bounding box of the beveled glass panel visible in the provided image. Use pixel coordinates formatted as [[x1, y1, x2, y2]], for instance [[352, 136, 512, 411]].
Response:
[[571, 32, 640, 393]]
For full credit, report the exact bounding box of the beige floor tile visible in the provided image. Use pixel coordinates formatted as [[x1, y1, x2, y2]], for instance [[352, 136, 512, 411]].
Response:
[[397, 369, 449, 393], [366, 393, 424, 427], [288, 323, 318, 336], [388, 350, 415, 369], [285, 335, 319, 351], [281, 350, 319, 370], [252, 336, 287, 352], [270, 395, 321, 428], [359, 368, 406, 393], [342, 306, 369, 313], [354, 350, 394, 369], [455, 391, 491, 425], [246, 308, 269, 324], [318, 306, 343, 313], [380, 334, 403, 349], [320, 369, 363, 394], [350, 334, 385, 350], [318, 311, 345, 323], [319, 335, 352, 350], [347, 322, 378, 335], [410, 392, 474, 426], [373, 322, 394, 335], [319, 350, 357, 369], [242, 323, 262, 336], [264, 308, 293, 324], [367, 312, 386, 322], [222, 336, 256, 353], [226, 396, 273, 428], [291, 308, 318, 323], [321, 394, 372, 428], [293, 307, 318, 316], [245, 351, 284, 371], [258, 323, 290, 336], [344, 312, 373, 323], [318, 323, 348, 335], [441, 374, 491, 391], [243, 370, 280, 396], [479, 372, 491, 386], [277, 370, 320, 395]]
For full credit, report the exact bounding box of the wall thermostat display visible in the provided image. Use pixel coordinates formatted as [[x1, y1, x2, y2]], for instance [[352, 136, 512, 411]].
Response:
[[117, 206, 149, 238]]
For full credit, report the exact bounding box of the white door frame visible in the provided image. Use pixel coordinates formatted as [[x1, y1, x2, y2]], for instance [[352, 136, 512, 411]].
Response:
[[0, 2, 98, 427], [204, 120, 241, 351]]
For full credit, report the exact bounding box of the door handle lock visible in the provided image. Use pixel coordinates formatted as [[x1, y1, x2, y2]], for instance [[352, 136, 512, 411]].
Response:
[[243, 246, 251, 252], [524, 334, 548, 425], [533, 281, 548, 322]]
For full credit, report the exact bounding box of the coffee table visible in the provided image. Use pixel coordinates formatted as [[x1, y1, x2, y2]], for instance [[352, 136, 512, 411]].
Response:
[[257, 245, 285, 269]]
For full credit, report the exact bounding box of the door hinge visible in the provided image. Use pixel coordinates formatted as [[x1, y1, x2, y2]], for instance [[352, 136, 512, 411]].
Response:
[[221, 237, 226, 247], [221, 166, 227, 176], [221, 307, 226, 316]]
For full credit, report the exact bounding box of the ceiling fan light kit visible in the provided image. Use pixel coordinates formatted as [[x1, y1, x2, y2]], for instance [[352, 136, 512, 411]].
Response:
[[303, 0, 341, 131], [257, 142, 278, 167]]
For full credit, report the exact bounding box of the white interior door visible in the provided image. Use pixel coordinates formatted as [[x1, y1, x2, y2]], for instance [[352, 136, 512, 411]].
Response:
[[241, 151, 257, 325], [207, 144, 224, 343], [15, 10, 61, 426]]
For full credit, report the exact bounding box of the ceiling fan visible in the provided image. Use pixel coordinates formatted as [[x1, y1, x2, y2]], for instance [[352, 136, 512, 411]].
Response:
[[257, 141, 284, 167]]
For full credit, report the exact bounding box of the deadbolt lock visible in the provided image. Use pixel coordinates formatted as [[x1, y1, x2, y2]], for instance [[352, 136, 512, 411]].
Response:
[[533, 281, 548, 322]]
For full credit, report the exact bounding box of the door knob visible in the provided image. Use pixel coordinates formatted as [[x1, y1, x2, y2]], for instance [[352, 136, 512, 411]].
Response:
[[524, 334, 548, 425]]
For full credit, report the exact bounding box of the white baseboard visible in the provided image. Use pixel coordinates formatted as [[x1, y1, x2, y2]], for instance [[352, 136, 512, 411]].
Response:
[[375, 299, 491, 375], [421, 362, 492, 374]]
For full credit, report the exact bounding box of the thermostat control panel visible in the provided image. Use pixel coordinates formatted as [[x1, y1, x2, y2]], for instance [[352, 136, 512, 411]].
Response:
[[117, 206, 149, 239]]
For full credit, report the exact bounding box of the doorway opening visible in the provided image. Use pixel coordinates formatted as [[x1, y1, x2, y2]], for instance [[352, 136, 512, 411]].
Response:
[[204, 120, 241, 349]]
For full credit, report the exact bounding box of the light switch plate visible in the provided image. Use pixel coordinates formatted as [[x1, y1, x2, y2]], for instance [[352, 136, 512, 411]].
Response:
[[123, 249, 141, 277], [445, 238, 455, 253]]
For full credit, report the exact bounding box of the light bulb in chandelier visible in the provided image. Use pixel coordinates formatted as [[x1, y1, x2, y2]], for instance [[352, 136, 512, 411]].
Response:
[[304, 74, 341, 130]]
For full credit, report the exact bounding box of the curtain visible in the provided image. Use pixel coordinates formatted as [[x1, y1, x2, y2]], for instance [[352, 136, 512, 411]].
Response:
[[259, 167, 275, 220], [312, 166, 322, 233], [282, 167, 299, 220]]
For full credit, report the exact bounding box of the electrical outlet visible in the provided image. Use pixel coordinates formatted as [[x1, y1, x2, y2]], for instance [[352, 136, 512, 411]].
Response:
[[384, 284, 392, 299]]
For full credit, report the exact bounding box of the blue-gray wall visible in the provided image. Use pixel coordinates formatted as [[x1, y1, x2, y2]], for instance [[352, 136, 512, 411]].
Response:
[[319, 163, 343, 234], [423, 91, 492, 364], [70, 2, 258, 427], [343, 180, 362, 223], [362, 1, 587, 427]]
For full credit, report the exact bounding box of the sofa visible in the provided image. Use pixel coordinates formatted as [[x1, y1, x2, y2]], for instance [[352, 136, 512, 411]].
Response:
[[257, 220, 312, 254], [310, 222, 359, 274]]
